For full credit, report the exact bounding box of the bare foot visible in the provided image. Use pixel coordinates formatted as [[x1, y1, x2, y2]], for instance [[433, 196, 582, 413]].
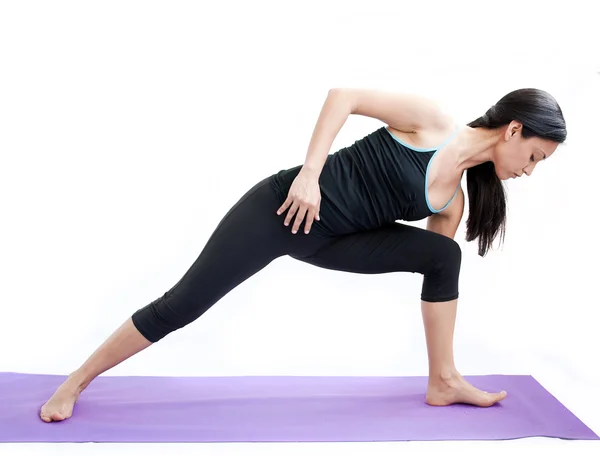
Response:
[[40, 374, 89, 422], [426, 371, 507, 407]]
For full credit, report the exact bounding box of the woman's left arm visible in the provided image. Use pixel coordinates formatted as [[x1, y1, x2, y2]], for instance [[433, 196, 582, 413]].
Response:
[[426, 186, 464, 239]]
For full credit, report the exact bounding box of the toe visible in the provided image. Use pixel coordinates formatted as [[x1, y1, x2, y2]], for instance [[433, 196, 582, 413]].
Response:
[[489, 391, 507, 404], [40, 407, 50, 422]]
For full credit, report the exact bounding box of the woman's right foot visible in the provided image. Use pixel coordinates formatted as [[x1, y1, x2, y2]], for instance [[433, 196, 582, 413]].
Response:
[[426, 370, 507, 407], [40, 373, 89, 422]]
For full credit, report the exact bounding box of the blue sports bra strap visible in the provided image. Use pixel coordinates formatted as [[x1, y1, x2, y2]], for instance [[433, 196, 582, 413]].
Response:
[[435, 125, 460, 150]]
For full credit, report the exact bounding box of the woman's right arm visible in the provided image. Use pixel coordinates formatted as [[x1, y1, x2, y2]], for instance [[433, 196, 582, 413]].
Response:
[[346, 87, 452, 132], [278, 88, 451, 235], [301, 89, 354, 178], [276, 89, 353, 235], [302, 87, 451, 178]]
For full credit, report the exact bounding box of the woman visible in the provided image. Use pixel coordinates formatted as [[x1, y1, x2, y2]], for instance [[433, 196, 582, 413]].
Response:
[[40, 87, 567, 422]]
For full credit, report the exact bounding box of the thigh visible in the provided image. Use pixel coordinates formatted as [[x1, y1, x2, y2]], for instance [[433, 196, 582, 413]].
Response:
[[293, 222, 450, 275], [133, 176, 342, 341], [167, 177, 329, 306]]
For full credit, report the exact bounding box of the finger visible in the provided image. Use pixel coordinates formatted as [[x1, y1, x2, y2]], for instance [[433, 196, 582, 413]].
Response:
[[292, 206, 307, 234], [304, 208, 316, 234], [315, 202, 321, 221], [277, 198, 291, 216], [284, 202, 299, 226]]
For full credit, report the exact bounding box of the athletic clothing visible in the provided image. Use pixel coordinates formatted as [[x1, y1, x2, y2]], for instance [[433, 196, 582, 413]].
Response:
[[132, 175, 462, 343], [269, 126, 461, 237]]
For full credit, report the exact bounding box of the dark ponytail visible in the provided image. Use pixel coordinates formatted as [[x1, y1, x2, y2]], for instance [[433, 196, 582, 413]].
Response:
[[466, 88, 567, 256]]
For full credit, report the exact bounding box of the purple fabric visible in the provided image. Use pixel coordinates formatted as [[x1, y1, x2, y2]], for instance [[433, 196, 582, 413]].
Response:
[[0, 372, 597, 442]]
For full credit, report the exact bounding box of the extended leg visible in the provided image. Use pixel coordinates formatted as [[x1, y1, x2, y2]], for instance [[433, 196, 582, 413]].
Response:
[[294, 222, 506, 407], [40, 177, 311, 422], [39, 317, 151, 422]]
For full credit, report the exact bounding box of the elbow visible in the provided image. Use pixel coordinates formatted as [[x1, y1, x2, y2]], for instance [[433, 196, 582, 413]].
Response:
[[328, 88, 355, 114]]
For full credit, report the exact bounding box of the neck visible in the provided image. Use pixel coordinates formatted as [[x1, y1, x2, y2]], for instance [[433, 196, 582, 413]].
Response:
[[451, 126, 503, 173]]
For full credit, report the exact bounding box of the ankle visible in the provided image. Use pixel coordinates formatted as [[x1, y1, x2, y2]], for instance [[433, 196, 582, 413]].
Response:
[[429, 367, 461, 385], [67, 370, 92, 393]]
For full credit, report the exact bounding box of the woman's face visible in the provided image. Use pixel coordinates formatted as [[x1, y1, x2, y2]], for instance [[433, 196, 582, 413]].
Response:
[[493, 121, 559, 180]]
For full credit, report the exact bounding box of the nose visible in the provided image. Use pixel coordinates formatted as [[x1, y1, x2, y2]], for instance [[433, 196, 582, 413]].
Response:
[[523, 162, 537, 176]]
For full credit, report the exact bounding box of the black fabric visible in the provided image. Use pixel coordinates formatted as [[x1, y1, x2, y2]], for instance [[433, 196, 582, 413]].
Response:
[[131, 176, 461, 343], [269, 126, 437, 237]]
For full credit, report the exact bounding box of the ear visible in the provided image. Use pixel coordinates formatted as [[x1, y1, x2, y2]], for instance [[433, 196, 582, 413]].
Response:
[[506, 120, 523, 140]]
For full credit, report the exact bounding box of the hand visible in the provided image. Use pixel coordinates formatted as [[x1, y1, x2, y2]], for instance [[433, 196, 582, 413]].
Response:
[[276, 167, 321, 234]]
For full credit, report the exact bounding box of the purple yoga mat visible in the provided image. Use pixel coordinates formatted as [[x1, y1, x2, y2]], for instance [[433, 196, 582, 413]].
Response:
[[0, 372, 597, 442]]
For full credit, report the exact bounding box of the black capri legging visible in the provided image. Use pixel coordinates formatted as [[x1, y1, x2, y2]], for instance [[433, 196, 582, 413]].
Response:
[[131, 176, 462, 343]]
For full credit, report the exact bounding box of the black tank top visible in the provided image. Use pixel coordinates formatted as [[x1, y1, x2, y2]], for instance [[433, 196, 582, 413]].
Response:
[[269, 125, 460, 237]]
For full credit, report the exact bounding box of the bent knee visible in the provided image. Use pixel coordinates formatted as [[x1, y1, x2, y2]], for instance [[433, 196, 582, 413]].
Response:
[[421, 236, 462, 301], [443, 236, 462, 267], [425, 236, 462, 280], [429, 235, 462, 270]]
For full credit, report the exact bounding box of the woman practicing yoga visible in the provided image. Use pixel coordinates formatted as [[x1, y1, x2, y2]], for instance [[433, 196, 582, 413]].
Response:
[[40, 87, 566, 422]]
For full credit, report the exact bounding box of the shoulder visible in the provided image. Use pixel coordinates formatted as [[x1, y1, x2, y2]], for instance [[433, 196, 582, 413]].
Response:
[[388, 114, 458, 150], [419, 114, 459, 146]]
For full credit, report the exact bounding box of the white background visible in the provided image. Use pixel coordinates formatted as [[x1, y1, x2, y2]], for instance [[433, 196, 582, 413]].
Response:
[[1, 0, 599, 455]]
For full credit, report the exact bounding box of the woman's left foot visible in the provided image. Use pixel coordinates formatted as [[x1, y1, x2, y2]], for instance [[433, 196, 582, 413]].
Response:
[[425, 371, 507, 407]]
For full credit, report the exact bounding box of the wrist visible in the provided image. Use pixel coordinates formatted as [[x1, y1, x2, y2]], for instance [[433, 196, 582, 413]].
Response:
[[301, 164, 321, 178]]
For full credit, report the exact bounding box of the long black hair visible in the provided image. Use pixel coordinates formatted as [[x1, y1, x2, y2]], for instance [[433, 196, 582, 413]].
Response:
[[466, 88, 567, 256]]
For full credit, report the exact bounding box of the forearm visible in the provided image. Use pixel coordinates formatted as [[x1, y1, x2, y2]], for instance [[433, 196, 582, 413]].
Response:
[[302, 89, 353, 177]]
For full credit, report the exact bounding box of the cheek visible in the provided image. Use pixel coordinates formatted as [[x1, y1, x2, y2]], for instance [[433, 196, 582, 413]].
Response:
[[504, 143, 526, 167], [491, 148, 509, 179], [495, 144, 513, 169], [494, 143, 523, 178]]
